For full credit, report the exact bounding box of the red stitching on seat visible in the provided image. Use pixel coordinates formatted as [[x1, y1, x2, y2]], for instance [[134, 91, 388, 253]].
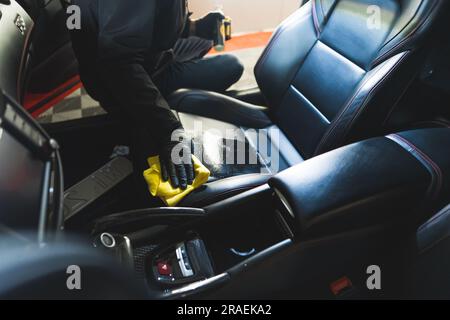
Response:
[[390, 133, 443, 201], [315, 52, 407, 156], [373, 1, 439, 66], [311, 0, 321, 36]]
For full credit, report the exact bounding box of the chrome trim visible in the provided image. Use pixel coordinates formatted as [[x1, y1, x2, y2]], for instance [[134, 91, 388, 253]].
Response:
[[274, 188, 295, 218], [100, 233, 116, 248], [275, 210, 295, 238], [171, 274, 228, 296], [37, 161, 51, 243], [176, 243, 194, 277], [230, 248, 256, 257]]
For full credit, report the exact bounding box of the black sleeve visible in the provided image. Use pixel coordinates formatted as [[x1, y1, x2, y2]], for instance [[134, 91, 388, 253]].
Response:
[[95, 0, 182, 145], [181, 15, 194, 38]]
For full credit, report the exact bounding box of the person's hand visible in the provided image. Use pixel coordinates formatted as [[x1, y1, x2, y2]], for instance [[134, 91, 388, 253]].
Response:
[[194, 11, 225, 41], [160, 130, 195, 190]]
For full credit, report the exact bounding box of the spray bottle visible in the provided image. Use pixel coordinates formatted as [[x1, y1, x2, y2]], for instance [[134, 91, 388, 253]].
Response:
[[213, 1, 225, 51]]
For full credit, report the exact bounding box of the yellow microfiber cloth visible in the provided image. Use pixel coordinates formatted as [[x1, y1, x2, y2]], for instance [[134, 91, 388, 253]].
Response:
[[143, 155, 210, 207]]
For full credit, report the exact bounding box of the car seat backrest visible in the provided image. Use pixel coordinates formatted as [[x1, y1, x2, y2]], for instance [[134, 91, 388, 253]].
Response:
[[255, 0, 446, 159]]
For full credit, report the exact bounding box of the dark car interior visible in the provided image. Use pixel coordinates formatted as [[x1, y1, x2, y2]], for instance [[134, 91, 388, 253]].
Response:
[[1, 0, 450, 299]]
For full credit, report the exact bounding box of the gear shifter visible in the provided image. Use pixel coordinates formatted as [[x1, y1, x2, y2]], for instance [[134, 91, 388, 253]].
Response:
[[150, 238, 214, 288]]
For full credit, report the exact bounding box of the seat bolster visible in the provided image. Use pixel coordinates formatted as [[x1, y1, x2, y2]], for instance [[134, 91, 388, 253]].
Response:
[[178, 174, 272, 208], [373, 0, 449, 67], [417, 204, 450, 254], [168, 89, 272, 129], [314, 52, 410, 156]]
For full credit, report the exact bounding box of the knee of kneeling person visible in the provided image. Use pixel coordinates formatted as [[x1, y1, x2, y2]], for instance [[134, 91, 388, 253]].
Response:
[[229, 55, 244, 80], [220, 54, 244, 86]]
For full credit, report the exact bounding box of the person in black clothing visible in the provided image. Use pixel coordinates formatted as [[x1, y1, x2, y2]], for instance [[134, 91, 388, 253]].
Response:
[[70, 0, 244, 191]]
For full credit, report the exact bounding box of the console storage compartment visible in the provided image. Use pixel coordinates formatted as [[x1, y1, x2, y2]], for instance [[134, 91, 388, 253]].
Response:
[[90, 185, 289, 298]]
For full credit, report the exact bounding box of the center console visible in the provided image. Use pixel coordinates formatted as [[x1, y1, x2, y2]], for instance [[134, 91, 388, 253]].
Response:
[[90, 184, 289, 298], [89, 128, 450, 299]]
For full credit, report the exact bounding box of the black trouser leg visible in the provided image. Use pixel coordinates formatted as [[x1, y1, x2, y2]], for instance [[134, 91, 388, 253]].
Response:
[[155, 54, 244, 97]]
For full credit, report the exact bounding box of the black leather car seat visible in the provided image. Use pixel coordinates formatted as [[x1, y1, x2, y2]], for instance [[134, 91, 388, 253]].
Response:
[[168, 0, 447, 207]]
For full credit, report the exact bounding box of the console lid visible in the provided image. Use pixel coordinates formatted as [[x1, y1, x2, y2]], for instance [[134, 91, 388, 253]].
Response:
[[269, 128, 450, 239]]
